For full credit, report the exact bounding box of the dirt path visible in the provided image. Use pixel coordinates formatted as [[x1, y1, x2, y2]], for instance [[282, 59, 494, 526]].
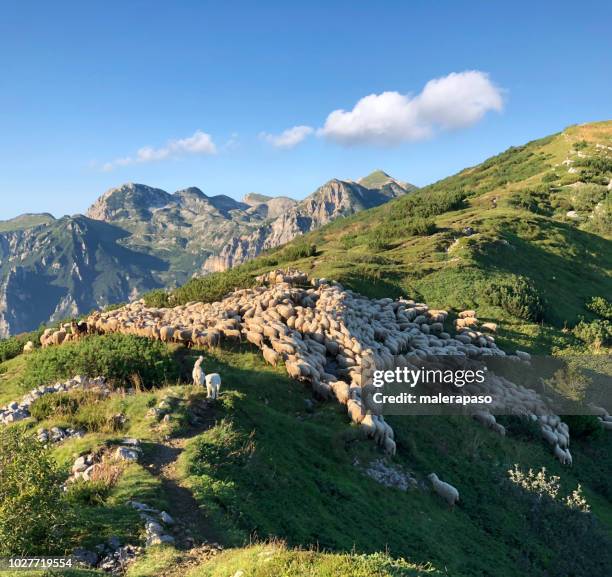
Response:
[[142, 396, 225, 551]]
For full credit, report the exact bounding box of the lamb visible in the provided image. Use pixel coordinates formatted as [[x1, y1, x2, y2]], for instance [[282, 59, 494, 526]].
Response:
[[22, 341, 35, 354], [192, 356, 206, 387], [427, 473, 460, 508]]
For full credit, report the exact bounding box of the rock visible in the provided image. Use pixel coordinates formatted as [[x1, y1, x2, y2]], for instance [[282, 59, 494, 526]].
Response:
[[72, 455, 90, 473], [114, 447, 140, 462], [160, 511, 174, 525], [73, 548, 99, 567]]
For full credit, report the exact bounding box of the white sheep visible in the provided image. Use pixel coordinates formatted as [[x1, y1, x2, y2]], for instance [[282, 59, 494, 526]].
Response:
[[427, 473, 460, 508], [553, 443, 571, 465], [383, 436, 396, 457], [23, 341, 35, 354], [600, 419, 612, 431]]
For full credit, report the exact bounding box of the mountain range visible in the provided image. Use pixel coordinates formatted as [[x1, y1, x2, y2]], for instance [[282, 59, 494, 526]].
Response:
[[0, 171, 415, 336]]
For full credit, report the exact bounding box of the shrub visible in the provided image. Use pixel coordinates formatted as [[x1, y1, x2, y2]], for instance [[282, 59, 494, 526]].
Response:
[[482, 276, 544, 321], [277, 241, 317, 262], [143, 289, 171, 308], [29, 390, 122, 432], [563, 415, 603, 440], [587, 296, 612, 320], [0, 428, 68, 555], [170, 269, 255, 306], [508, 187, 552, 215], [573, 319, 612, 348], [0, 329, 41, 362], [22, 334, 180, 389], [570, 184, 607, 212]]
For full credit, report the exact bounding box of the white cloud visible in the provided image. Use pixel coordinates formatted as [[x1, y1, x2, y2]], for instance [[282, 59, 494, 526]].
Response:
[[103, 129, 216, 171], [319, 71, 503, 146], [260, 125, 314, 149]]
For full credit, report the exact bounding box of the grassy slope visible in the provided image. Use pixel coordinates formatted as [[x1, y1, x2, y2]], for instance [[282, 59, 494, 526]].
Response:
[[2, 338, 610, 577]]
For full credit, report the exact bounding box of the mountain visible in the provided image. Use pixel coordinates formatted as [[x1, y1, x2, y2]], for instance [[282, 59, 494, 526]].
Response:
[[204, 176, 416, 271], [0, 172, 414, 336]]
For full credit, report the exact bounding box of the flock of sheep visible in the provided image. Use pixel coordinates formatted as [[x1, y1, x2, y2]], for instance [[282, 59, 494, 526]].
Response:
[[30, 268, 610, 506]]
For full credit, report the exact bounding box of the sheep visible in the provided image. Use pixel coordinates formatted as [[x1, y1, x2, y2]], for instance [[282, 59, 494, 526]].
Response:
[[192, 356, 206, 387], [52, 329, 67, 346], [473, 410, 496, 428], [383, 436, 396, 457], [262, 345, 280, 367], [541, 428, 558, 447], [245, 331, 264, 348], [330, 380, 350, 405], [347, 399, 365, 424], [458, 310, 476, 319], [553, 443, 571, 465], [206, 373, 222, 400], [490, 422, 506, 436], [40, 328, 54, 348], [22, 341, 35, 354], [427, 473, 460, 508], [360, 414, 377, 439]]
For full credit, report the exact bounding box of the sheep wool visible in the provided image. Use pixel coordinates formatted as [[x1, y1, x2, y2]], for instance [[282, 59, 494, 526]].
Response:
[[428, 473, 460, 508]]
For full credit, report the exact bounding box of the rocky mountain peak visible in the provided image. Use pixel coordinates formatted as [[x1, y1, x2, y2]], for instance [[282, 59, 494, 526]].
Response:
[[87, 183, 171, 221]]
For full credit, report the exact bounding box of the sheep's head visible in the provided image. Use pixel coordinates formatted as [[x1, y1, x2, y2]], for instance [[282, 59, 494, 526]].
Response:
[[427, 473, 438, 482]]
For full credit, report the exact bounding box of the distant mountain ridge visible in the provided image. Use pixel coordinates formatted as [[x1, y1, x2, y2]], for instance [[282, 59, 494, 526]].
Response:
[[0, 171, 415, 336]]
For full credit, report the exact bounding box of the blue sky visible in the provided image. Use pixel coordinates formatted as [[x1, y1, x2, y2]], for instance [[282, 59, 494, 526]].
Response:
[[0, 0, 610, 219]]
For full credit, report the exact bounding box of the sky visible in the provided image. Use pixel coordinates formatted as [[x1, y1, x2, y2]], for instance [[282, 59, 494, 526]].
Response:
[[0, 0, 610, 219]]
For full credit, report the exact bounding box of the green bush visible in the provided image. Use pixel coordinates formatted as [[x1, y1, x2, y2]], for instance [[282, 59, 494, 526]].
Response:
[[22, 334, 180, 389], [143, 288, 171, 308], [170, 269, 256, 306], [573, 319, 612, 348], [0, 428, 68, 555], [29, 390, 122, 432], [482, 276, 544, 321], [563, 415, 603, 440], [277, 241, 317, 262], [570, 184, 607, 212], [0, 329, 41, 362], [587, 296, 612, 320], [507, 187, 552, 215]]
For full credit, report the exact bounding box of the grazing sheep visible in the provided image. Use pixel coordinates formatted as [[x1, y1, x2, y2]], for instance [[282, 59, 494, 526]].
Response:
[[490, 422, 506, 436], [347, 399, 365, 424], [262, 345, 280, 367], [600, 419, 612, 431], [553, 443, 571, 465], [22, 341, 35, 354], [383, 436, 396, 457], [428, 473, 460, 508], [458, 310, 476, 319], [192, 356, 206, 387], [330, 380, 350, 405], [52, 329, 67, 346]]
